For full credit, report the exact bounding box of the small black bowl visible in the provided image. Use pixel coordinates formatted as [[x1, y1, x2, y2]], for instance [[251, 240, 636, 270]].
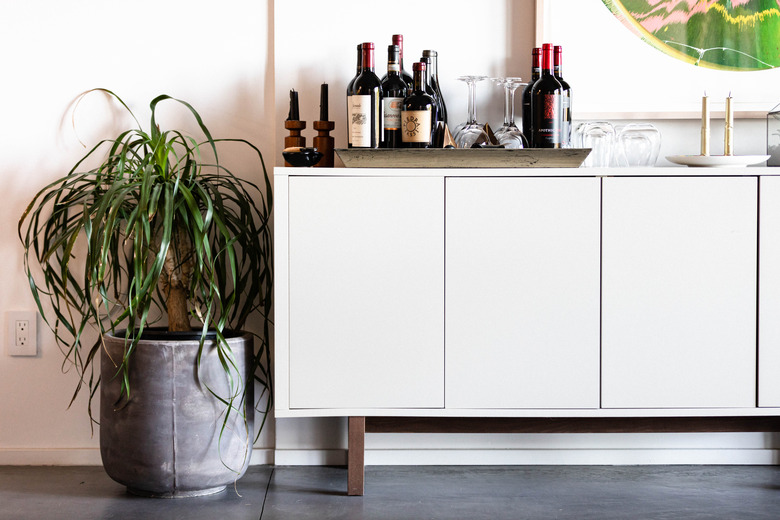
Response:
[[283, 147, 323, 167]]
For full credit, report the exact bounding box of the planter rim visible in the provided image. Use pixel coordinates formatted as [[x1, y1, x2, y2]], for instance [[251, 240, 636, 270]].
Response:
[[105, 328, 250, 344]]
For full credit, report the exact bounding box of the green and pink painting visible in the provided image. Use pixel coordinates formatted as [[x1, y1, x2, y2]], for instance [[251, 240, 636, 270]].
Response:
[[602, 0, 780, 70]]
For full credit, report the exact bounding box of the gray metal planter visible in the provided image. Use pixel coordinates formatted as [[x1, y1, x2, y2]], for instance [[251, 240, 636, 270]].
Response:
[[100, 331, 255, 498]]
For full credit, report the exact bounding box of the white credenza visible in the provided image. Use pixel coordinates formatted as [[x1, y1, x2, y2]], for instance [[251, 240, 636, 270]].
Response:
[[275, 166, 780, 494]]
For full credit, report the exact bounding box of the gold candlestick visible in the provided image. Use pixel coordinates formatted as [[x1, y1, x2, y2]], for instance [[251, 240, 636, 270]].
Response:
[[701, 93, 710, 156], [724, 93, 734, 156]]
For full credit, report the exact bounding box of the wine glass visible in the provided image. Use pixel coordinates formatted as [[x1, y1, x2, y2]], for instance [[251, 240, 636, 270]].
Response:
[[574, 121, 616, 168], [453, 75, 489, 148], [491, 77, 528, 149], [614, 123, 661, 167]]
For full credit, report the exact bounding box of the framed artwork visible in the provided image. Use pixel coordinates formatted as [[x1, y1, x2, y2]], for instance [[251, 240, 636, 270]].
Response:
[[536, 0, 780, 118]]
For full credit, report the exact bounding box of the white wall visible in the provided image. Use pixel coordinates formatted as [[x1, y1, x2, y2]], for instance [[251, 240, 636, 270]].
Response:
[[0, 0, 276, 464], [0, 0, 777, 467]]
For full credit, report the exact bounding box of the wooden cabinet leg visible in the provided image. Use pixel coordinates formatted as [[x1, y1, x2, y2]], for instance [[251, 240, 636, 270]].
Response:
[[348, 416, 366, 496]]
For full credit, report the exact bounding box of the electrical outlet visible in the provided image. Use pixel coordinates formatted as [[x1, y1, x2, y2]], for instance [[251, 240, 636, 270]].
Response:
[[7, 311, 37, 356]]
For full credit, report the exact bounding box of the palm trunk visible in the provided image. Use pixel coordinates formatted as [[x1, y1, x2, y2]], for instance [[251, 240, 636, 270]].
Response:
[[167, 284, 190, 332], [161, 225, 194, 332]]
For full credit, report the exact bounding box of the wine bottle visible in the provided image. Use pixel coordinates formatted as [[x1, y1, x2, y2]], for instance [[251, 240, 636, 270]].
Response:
[[381, 34, 413, 89], [401, 62, 437, 148], [381, 45, 408, 148], [554, 45, 572, 148], [419, 56, 441, 117], [531, 43, 563, 148], [419, 56, 443, 144], [521, 47, 541, 147], [348, 42, 382, 148], [422, 49, 448, 127], [346, 43, 362, 147]]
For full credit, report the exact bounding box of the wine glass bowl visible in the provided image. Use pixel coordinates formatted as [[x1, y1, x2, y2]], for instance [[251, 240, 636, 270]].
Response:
[[574, 121, 616, 168], [453, 75, 489, 148], [614, 123, 661, 167], [491, 77, 528, 149]]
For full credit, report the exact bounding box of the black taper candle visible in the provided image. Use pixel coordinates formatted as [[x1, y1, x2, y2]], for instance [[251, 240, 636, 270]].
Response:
[[288, 89, 299, 121], [319, 83, 328, 121]]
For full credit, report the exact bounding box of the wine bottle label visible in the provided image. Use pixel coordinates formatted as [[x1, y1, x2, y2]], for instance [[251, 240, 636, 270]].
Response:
[[534, 93, 562, 145], [350, 95, 372, 147], [347, 95, 352, 145], [401, 109, 432, 143], [388, 63, 400, 72], [383, 97, 403, 130]]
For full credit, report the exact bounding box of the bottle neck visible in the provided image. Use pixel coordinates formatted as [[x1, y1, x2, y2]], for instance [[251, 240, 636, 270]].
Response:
[[393, 36, 405, 69], [554, 54, 563, 78], [361, 46, 375, 72], [531, 49, 541, 81], [541, 46, 554, 76], [387, 47, 401, 76], [424, 54, 439, 79], [422, 62, 432, 86], [413, 68, 426, 93], [355, 45, 362, 75]]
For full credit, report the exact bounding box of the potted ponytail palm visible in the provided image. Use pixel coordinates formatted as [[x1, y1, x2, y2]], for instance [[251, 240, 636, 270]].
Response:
[[18, 89, 273, 497]]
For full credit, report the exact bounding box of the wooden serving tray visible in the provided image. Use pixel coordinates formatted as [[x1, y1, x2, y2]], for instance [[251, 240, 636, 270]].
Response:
[[336, 148, 591, 168]]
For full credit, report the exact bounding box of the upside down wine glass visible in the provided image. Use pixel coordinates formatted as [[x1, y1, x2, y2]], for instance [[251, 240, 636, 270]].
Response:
[[491, 77, 528, 148], [453, 75, 489, 148]]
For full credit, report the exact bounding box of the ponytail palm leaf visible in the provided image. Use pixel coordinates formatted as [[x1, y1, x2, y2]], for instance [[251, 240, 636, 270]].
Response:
[[18, 89, 273, 429]]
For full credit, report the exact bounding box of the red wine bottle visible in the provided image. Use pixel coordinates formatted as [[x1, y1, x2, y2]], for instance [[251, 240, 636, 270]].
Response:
[[381, 45, 408, 148], [522, 47, 541, 147], [348, 42, 382, 148], [419, 56, 441, 121], [554, 45, 572, 147], [346, 43, 362, 147], [401, 62, 437, 148], [531, 43, 563, 148], [381, 34, 413, 89], [422, 49, 448, 127]]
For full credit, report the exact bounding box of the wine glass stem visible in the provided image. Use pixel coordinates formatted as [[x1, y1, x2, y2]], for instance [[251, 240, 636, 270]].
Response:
[[504, 86, 518, 126], [467, 80, 478, 124]]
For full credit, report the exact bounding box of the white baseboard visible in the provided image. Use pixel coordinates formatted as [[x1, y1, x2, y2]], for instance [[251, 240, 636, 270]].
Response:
[[366, 448, 780, 466], [0, 448, 275, 467], [274, 448, 780, 466], [273, 449, 347, 466], [0, 449, 103, 466], [249, 448, 275, 465], [3, 447, 778, 467]]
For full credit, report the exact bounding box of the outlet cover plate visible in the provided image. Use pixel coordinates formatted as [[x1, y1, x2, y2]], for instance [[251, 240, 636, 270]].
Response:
[[7, 311, 37, 357]]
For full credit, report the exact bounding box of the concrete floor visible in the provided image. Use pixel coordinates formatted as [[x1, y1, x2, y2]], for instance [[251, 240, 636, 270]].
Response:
[[2, 465, 780, 519]]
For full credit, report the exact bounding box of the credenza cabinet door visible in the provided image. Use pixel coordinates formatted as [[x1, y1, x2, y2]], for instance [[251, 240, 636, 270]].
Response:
[[602, 177, 757, 409], [445, 177, 601, 409], [287, 176, 444, 409], [759, 176, 780, 406]]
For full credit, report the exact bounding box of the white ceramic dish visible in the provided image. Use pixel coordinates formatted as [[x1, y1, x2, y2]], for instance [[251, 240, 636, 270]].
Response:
[[666, 155, 770, 167]]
